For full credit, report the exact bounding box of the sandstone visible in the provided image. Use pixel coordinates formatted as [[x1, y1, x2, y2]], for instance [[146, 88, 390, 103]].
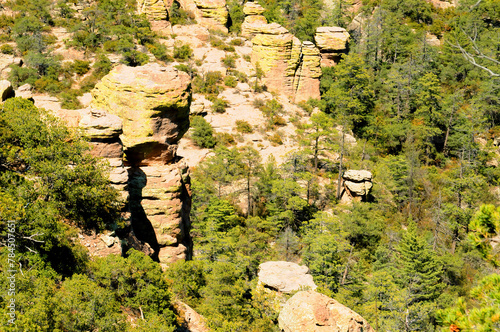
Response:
[[0, 79, 14, 102], [79, 232, 122, 257], [79, 109, 123, 139], [344, 180, 373, 196], [258, 261, 317, 293], [294, 41, 322, 102], [15, 83, 33, 101], [278, 291, 375, 332], [91, 63, 191, 165], [172, 24, 210, 42], [178, 0, 228, 32], [314, 27, 350, 52], [137, 0, 169, 20], [343, 170, 372, 182], [176, 301, 209, 332], [243, 1, 266, 15]]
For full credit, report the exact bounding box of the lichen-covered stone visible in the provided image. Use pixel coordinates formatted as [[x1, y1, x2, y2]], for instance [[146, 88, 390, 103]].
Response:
[[79, 109, 123, 139], [293, 41, 321, 102], [314, 26, 350, 52], [91, 63, 191, 165], [278, 291, 375, 332], [137, 0, 169, 20], [243, 1, 265, 15]]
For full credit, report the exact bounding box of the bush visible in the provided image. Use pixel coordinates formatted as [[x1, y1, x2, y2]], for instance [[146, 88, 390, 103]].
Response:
[[224, 75, 237, 88], [268, 132, 283, 145], [8, 65, 38, 88], [229, 38, 244, 46], [236, 120, 253, 133], [252, 98, 265, 109], [148, 42, 173, 62], [60, 90, 83, 109], [170, 1, 196, 25], [175, 64, 197, 77], [209, 36, 235, 52], [221, 54, 238, 69], [72, 60, 91, 76], [93, 54, 112, 78], [233, 70, 248, 83], [121, 50, 149, 67], [0, 44, 14, 54], [216, 132, 236, 146], [191, 116, 216, 148], [212, 98, 229, 113], [173, 44, 193, 61], [193, 71, 223, 96]]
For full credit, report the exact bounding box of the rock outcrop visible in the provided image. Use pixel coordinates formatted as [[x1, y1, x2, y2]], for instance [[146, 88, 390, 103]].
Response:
[[137, 0, 169, 20], [177, 0, 228, 32], [314, 27, 350, 67], [0, 79, 14, 102], [340, 170, 373, 203], [241, 2, 268, 39], [91, 63, 191, 165], [250, 21, 321, 102], [278, 291, 375, 332], [258, 261, 317, 293], [86, 63, 193, 267]]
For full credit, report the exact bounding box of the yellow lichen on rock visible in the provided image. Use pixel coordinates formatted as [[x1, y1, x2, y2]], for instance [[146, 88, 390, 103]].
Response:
[[137, 0, 170, 20]]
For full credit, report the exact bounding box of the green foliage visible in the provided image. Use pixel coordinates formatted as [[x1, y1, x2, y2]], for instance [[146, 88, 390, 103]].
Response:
[[173, 43, 193, 61], [227, 0, 245, 33], [169, 1, 196, 25], [221, 54, 238, 68], [469, 204, 500, 265], [0, 44, 14, 54], [224, 75, 238, 87], [236, 120, 253, 133], [211, 97, 229, 113], [193, 71, 224, 96], [190, 116, 217, 148]]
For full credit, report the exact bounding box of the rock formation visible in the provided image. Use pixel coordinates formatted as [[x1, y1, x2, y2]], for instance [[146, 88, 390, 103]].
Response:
[[340, 170, 373, 203], [314, 27, 350, 67], [241, 2, 268, 39], [137, 0, 170, 20], [177, 0, 228, 32], [0, 79, 14, 102], [278, 291, 375, 332], [258, 261, 317, 293], [249, 17, 322, 102], [87, 63, 193, 267]]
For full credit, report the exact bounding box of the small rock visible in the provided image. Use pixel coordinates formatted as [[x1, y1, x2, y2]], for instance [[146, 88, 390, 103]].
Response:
[[100, 234, 116, 247]]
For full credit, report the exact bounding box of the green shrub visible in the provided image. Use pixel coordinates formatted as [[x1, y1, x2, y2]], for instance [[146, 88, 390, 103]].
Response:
[[121, 50, 149, 67], [193, 71, 223, 96], [209, 36, 235, 52], [175, 63, 197, 77], [93, 54, 112, 78], [212, 98, 229, 113], [243, 54, 251, 62], [173, 44, 193, 61], [252, 98, 265, 109], [191, 116, 216, 148], [148, 42, 173, 62], [170, 1, 196, 25], [224, 75, 237, 88], [268, 132, 283, 145], [72, 60, 91, 75], [0, 44, 14, 54], [216, 132, 236, 146], [235, 120, 253, 133], [34, 77, 64, 94], [60, 89, 83, 109], [229, 38, 244, 46], [8, 65, 38, 88], [221, 54, 238, 68], [233, 70, 248, 83]]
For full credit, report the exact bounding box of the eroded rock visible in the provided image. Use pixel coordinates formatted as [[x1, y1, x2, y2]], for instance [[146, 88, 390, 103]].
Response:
[[258, 261, 317, 293], [0, 79, 14, 102], [177, 0, 228, 32], [278, 291, 375, 332], [314, 27, 350, 67], [341, 170, 373, 203], [137, 0, 169, 20]]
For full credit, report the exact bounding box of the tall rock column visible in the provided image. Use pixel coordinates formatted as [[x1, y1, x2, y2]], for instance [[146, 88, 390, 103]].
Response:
[[314, 27, 350, 67], [91, 63, 192, 267]]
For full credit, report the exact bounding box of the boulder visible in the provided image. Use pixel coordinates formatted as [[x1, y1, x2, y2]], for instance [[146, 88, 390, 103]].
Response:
[[258, 261, 317, 293], [0, 79, 14, 102], [278, 291, 375, 332], [15, 83, 34, 101], [79, 109, 123, 139], [314, 27, 350, 52], [91, 63, 191, 165], [314, 27, 350, 67], [341, 170, 373, 202], [243, 1, 266, 15], [137, 0, 169, 20], [241, 2, 268, 38], [177, 0, 228, 32]]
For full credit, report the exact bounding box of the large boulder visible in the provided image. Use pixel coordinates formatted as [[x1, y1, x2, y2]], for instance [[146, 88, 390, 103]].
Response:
[[341, 170, 373, 202], [278, 291, 375, 332], [91, 63, 191, 165], [258, 261, 317, 293], [314, 27, 350, 67], [0, 79, 14, 102]]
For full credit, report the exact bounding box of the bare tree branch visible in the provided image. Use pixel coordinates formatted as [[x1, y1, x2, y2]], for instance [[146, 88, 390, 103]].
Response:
[[448, 38, 500, 77]]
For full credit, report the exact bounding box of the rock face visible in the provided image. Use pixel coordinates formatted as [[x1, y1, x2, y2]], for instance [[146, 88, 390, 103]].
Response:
[[177, 0, 228, 32], [137, 0, 169, 20], [258, 261, 317, 293], [250, 22, 321, 102], [85, 63, 193, 267], [314, 27, 350, 67], [278, 291, 375, 332], [0, 79, 14, 102], [91, 63, 191, 165], [341, 170, 373, 203], [241, 2, 268, 39]]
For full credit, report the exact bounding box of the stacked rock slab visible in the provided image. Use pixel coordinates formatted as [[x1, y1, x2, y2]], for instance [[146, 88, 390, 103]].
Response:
[[314, 27, 350, 67], [250, 21, 321, 101], [91, 63, 192, 267], [137, 0, 169, 20], [241, 1, 268, 39], [258, 261, 317, 293], [177, 0, 228, 32], [278, 291, 375, 332], [341, 169, 373, 203]]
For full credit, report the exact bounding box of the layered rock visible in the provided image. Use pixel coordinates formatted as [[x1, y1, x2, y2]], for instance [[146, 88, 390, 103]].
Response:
[[88, 63, 193, 266], [341, 170, 373, 203], [241, 1, 268, 39], [177, 0, 228, 32], [91, 63, 191, 166], [250, 23, 321, 101], [314, 27, 350, 67], [137, 0, 169, 20], [0, 79, 14, 102], [278, 291, 375, 332], [258, 261, 317, 293]]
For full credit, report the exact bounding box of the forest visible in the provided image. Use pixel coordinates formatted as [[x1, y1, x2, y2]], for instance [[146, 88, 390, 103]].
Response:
[[0, 0, 500, 331]]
